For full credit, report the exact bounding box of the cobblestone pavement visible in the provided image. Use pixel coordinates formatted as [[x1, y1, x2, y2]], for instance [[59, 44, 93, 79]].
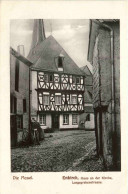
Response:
[[11, 130, 105, 172]]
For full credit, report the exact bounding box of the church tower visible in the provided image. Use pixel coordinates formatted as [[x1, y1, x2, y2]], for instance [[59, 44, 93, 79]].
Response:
[[30, 19, 46, 50]]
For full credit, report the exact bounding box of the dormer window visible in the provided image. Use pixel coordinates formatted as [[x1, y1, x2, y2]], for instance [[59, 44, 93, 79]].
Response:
[[55, 53, 64, 72], [58, 57, 63, 68]]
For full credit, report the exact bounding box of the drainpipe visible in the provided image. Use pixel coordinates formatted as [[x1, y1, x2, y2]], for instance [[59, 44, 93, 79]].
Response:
[[28, 67, 31, 145], [93, 20, 116, 167]]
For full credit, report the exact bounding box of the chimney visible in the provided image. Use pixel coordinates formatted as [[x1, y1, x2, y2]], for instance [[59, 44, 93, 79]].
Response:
[[17, 45, 25, 56]]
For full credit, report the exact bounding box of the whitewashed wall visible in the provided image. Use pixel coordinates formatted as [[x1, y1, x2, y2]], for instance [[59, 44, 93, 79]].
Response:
[[59, 114, 79, 129], [85, 113, 95, 129]]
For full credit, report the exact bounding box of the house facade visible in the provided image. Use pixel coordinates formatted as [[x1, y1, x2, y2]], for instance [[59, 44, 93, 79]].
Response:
[[28, 20, 85, 131], [87, 19, 120, 170], [10, 47, 32, 146]]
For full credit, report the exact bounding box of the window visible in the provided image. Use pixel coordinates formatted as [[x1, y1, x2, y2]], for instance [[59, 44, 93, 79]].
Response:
[[76, 77, 80, 84], [55, 96, 61, 105], [44, 74, 48, 82], [15, 59, 20, 91], [49, 74, 53, 82], [39, 114, 46, 125], [43, 95, 49, 105], [86, 114, 90, 121], [17, 115, 23, 129], [23, 99, 26, 113], [71, 95, 77, 104], [58, 56, 63, 68], [72, 114, 78, 125], [63, 114, 69, 125]]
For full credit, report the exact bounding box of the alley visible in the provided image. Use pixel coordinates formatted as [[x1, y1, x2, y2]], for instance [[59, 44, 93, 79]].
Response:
[[11, 130, 105, 172]]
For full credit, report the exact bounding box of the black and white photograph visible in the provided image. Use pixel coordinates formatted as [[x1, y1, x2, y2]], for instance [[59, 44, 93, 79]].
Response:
[[10, 19, 120, 172]]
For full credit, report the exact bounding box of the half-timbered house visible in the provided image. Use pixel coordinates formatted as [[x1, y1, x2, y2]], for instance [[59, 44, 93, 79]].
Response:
[[28, 20, 85, 131]]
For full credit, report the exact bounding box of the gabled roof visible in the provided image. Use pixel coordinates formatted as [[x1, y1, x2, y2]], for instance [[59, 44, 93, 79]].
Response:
[[84, 88, 92, 103], [27, 35, 84, 76], [81, 65, 92, 76], [81, 65, 93, 86]]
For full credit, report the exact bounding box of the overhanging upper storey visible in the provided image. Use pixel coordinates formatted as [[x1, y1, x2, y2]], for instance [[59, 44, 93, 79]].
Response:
[[36, 71, 85, 92]]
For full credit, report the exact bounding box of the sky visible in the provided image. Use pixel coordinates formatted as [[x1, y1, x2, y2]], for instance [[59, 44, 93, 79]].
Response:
[[10, 19, 92, 72]]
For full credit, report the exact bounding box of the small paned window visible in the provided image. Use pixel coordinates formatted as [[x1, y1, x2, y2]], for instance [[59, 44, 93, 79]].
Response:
[[86, 114, 90, 121], [71, 95, 77, 104], [39, 114, 46, 125], [44, 74, 48, 82], [55, 96, 61, 105], [72, 114, 78, 125], [17, 115, 23, 129], [76, 77, 80, 84], [43, 95, 49, 105], [23, 99, 26, 113], [49, 74, 53, 82], [63, 114, 69, 125]]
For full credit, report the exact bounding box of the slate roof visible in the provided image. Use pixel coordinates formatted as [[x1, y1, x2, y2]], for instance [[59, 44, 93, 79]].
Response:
[[84, 106, 94, 113], [84, 88, 92, 103], [81, 65, 93, 86], [81, 65, 92, 76], [27, 35, 84, 76]]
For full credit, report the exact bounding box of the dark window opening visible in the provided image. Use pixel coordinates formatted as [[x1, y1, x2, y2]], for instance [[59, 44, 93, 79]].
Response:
[[23, 99, 26, 113], [63, 114, 69, 125], [17, 115, 23, 129], [86, 114, 90, 121], [58, 57, 63, 68], [72, 76, 76, 84], [15, 59, 20, 91], [49, 74, 53, 82], [76, 77, 80, 84]]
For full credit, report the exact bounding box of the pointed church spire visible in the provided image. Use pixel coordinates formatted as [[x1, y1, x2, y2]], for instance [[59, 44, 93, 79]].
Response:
[[31, 19, 46, 49]]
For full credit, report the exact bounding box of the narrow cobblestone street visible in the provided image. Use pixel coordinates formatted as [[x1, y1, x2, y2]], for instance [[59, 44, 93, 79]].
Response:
[[11, 130, 105, 172]]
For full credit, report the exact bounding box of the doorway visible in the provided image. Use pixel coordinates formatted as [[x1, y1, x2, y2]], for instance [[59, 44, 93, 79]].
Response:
[[52, 114, 59, 130]]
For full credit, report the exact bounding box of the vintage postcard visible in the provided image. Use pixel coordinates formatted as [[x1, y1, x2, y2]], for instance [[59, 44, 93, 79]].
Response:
[[0, 1, 128, 194]]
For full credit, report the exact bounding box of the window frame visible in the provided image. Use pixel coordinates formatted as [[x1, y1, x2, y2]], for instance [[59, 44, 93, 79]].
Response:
[[71, 95, 77, 104], [72, 114, 78, 125], [39, 114, 46, 126], [17, 115, 23, 130], [55, 95, 61, 105], [76, 77, 80, 84], [63, 114, 69, 125], [49, 74, 54, 82], [58, 56, 63, 68], [44, 74, 48, 82], [43, 94, 49, 105]]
